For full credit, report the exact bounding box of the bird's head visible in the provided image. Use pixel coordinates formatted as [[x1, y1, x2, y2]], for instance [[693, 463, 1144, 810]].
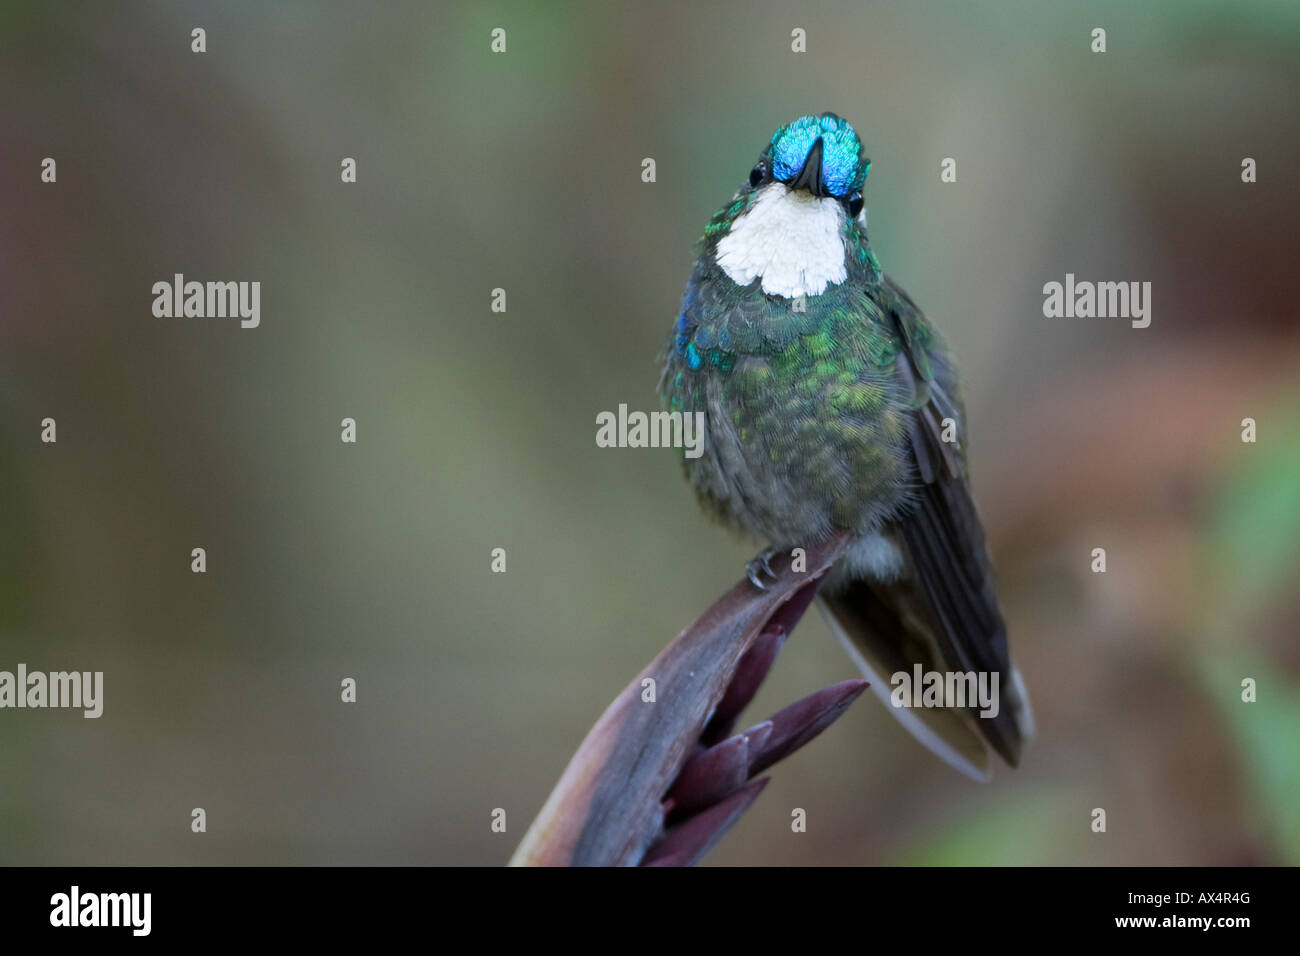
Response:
[[709, 113, 873, 299], [756, 112, 869, 213]]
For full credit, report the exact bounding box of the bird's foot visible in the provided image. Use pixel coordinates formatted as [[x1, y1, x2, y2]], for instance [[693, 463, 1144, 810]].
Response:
[[745, 547, 781, 591]]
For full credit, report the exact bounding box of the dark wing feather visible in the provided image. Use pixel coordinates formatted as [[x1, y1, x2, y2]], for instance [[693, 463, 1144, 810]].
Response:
[[889, 286, 1028, 765], [823, 279, 1031, 775]]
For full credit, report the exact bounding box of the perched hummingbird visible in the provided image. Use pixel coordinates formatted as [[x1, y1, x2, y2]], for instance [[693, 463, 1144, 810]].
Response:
[[659, 113, 1033, 779]]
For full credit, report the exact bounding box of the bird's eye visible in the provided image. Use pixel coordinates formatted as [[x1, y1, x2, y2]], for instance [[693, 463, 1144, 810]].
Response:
[[749, 162, 765, 188], [847, 191, 864, 217]]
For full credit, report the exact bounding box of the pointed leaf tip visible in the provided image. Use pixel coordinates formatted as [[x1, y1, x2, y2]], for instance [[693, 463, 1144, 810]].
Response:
[[749, 679, 869, 777]]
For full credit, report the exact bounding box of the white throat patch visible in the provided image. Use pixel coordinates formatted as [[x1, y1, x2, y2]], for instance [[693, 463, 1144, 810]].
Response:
[[715, 184, 848, 298]]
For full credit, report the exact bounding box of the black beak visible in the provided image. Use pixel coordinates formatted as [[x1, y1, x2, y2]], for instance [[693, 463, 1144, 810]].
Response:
[[789, 137, 825, 196]]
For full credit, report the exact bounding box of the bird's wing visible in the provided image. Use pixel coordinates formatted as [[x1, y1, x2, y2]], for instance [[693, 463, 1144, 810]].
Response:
[[823, 278, 1033, 777]]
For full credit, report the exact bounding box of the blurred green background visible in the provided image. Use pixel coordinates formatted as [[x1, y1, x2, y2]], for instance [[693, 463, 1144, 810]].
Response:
[[2, 0, 1298, 865]]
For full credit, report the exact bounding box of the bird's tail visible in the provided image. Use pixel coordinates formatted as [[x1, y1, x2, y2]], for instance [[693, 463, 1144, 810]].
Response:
[[817, 573, 1034, 781]]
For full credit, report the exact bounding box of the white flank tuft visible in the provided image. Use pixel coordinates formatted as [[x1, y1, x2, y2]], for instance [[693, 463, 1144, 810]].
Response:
[[841, 532, 905, 581]]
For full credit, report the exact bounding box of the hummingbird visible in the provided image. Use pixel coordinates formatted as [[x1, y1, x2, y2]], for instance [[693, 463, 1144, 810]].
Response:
[[658, 113, 1033, 779]]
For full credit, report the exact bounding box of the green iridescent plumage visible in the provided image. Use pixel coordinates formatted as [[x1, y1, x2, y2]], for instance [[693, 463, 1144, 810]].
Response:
[[660, 202, 953, 544], [657, 113, 1033, 780]]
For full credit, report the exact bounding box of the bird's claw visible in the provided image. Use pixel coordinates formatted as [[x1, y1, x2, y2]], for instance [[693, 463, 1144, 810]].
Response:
[[745, 548, 780, 591]]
